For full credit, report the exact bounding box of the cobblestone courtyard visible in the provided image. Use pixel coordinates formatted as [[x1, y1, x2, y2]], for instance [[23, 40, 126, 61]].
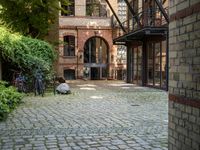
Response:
[[0, 81, 168, 150]]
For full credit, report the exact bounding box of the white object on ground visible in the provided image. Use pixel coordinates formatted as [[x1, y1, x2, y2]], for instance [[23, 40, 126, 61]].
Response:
[[56, 83, 70, 94]]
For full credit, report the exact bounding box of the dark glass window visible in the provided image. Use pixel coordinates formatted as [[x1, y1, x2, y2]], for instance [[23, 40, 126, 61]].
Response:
[[84, 37, 108, 64], [61, 0, 75, 16], [63, 36, 75, 56], [86, 0, 107, 17], [64, 69, 75, 80]]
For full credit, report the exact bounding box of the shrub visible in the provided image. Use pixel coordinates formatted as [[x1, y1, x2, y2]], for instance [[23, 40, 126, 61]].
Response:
[[0, 80, 23, 120], [0, 26, 57, 80]]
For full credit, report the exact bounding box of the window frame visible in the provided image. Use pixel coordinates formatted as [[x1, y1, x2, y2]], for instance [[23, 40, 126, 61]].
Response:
[[61, 0, 75, 16], [63, 35, 75, 57]]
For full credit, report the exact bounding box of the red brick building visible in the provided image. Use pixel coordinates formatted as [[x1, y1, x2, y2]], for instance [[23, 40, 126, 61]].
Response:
[[55, 0, 126, 80]]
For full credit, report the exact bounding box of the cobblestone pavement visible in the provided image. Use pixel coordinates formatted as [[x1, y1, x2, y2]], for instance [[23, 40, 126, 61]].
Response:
[[0, 80, 168, 150]]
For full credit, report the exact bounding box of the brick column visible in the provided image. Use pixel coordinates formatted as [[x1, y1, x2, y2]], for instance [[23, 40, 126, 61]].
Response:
[[169, 0, 200, 150]]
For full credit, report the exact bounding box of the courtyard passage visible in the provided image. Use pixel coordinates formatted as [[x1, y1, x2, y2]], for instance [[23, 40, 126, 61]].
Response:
[[0, 81, 168, 150]]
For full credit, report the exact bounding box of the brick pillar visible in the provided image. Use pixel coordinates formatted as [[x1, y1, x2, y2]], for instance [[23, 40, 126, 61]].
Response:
[[168, 0, 200, 150]]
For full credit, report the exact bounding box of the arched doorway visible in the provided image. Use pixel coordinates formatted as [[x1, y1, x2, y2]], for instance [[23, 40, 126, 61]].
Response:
[[84, 36, 109, 80]]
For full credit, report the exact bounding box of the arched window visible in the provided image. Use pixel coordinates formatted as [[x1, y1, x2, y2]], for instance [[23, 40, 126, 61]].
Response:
[[63, 36, 75, 56], [84, 37, 108, 64], [61, 0, 75, 16]]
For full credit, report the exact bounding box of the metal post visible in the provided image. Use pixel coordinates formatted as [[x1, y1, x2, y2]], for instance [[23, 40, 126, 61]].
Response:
[[126, 44, 132, 83], [142, 39, 147, 86], [77, 53, 78, 79], [166, 30, 169, 91]]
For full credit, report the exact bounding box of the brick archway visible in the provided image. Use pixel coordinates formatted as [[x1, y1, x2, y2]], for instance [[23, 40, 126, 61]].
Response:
[[83, 36, 109, 80]]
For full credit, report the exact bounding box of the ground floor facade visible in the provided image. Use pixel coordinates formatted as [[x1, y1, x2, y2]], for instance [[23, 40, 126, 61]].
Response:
[[56, 26, 126, 80], [126, 36, 168, 90]]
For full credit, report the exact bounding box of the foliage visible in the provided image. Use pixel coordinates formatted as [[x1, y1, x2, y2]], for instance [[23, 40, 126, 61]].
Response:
[[0, 80, 23, 120], [0, 0, 70, 39], [0, 26, 57, 80]]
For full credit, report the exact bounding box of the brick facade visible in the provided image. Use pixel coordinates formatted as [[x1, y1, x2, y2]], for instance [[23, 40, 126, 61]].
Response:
[[56, 0, 122, 79], [169, 0, 200, 149], [57, 26, 115, 78]]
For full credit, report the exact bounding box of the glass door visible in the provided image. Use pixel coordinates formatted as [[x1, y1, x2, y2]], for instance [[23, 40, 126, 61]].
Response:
[[147, 40, 166, 89], [154, 42, 161, 87], [161, 41, 167, 88], [147, 43, 154, 86]]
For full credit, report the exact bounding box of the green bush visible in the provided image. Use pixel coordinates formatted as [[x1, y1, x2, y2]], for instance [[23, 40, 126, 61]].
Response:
[[0, 26, 57, 79], [0, 80, 23, 120]]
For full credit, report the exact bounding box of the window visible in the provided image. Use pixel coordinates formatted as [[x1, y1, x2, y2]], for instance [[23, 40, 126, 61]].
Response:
[[61, 0, 75, 16], [63, 36, 75, 56], [84, 37, 108, 64], [64, 69, 75, 80], [86, 0, 107, 17]]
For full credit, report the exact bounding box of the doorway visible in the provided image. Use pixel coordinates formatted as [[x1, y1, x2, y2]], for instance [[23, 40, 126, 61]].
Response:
[[84, 36, 109, 80], [147, 41, 167, 89]]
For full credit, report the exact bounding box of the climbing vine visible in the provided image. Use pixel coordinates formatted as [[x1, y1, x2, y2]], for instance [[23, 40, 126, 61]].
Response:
[[0, 26, 57, 78]]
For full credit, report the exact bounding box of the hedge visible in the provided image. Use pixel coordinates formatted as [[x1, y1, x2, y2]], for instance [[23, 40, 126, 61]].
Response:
[[0, 81, 23, 120], [0, 26, 57, 78]]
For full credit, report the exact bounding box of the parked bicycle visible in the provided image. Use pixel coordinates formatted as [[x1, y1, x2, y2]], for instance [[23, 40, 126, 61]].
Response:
[[12, 71, 27, 93], [16, 74, 26, 92], [34, 68, 44, 96]]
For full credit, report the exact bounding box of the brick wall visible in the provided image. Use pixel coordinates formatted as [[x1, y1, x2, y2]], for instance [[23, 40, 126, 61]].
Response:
[[59, 17, 111, 27], [75, 0, 86, 16], [57, 27, 115, 78], [169, 0, 200, 149]]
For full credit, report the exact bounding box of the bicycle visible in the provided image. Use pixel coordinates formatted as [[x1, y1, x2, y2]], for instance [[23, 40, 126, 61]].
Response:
[[34, 69, 45, 96], [14, 72, 27, 93]]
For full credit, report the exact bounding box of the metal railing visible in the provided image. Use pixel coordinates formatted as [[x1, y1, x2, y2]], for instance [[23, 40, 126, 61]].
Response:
[[112, 7, 169, 39]]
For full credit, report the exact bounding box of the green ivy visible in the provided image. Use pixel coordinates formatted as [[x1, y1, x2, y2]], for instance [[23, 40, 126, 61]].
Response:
[[0, 26, 57, 78]]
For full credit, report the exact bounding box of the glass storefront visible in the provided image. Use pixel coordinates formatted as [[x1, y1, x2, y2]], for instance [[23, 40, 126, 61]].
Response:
[[133, 46, 142, 85], [131, 40, 167, 89], [147, 41, 166, 89]]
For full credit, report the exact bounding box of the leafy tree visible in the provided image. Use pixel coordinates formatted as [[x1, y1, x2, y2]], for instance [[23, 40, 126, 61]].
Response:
[[0, 0, 70, 39]]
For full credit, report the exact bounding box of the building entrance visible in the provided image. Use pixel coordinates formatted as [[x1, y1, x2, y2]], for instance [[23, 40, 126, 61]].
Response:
[[147, 41, 167, 89], [84, 36, 109, 80]]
